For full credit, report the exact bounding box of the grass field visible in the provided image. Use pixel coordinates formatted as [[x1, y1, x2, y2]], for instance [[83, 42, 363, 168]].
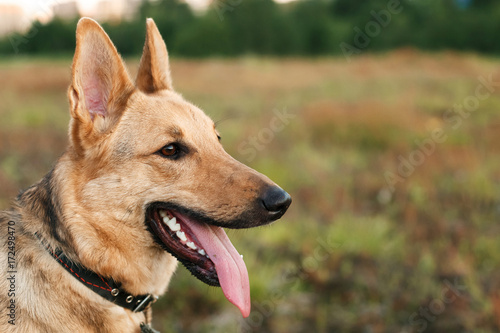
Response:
[[1, 51, 500, 332]]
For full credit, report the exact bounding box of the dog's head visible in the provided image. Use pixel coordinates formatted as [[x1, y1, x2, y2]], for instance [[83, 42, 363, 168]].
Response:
[[65, 18, 291, 317]]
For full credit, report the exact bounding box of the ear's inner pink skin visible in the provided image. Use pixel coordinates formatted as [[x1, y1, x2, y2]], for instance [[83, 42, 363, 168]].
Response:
[[83, 78, 107, 120]]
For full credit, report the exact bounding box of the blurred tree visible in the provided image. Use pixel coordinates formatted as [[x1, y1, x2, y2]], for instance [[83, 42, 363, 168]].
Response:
[[223, 0, 298, 55], [138, 0, 195, 55], [102, 21, 145, 55], [332, 0, 391, 18], [173, 12, 235, 57], [12, 18, 77, 55], [470, 0, 495, 8], [1, 0, 500, 57], [290, 0, 338, 55]]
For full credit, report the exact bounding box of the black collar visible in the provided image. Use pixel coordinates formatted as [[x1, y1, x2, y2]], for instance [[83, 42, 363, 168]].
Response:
[[36, 233, 158, 313]]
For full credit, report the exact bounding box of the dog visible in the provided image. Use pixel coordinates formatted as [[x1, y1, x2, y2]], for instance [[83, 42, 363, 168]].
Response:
[[0, 18, 291, 333]]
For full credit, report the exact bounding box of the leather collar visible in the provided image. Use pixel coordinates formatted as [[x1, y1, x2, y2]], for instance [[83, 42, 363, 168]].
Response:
[[36, 233, 158, 313]]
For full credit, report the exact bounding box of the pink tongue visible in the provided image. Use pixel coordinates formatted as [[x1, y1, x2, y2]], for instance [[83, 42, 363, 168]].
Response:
[[182, 218, 251, 317]]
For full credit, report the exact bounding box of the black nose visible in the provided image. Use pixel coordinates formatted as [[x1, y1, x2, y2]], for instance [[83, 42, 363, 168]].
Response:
[[261, 186, 292, 218]]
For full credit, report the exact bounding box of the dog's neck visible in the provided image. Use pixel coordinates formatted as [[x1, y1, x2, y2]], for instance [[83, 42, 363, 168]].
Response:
[[35, 231, 159, 313], [16, 162, 177, 297], [17, 168, 76, 255]]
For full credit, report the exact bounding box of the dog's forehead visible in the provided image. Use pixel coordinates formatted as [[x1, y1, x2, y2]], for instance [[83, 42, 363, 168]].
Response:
[[118, 90, 216, 150], [131, 90, 211, 123]]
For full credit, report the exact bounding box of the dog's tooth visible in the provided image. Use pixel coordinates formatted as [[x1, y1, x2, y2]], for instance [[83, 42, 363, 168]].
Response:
[[159, 210, 167, 218], [186, 242, 197, 250], [162, 216, 172, 227], [165, 217, 181, 232], [240, 254, 244, 259], [198, 249, 206, 256], [176, 231, 187, 242]]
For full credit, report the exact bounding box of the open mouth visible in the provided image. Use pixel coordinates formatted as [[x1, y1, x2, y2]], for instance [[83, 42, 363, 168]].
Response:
[[147, 203, 250, 317]]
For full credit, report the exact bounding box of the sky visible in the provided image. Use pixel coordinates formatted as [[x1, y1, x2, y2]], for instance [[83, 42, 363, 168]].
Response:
[[0, 0, 296, 20]]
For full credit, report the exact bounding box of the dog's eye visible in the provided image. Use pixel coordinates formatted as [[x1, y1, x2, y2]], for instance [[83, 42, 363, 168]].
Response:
[[160, 144, 178, 157]]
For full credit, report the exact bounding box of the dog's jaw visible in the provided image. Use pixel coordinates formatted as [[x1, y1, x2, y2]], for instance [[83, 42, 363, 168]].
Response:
[[147, 204, 251, 318], [148, 208, 220, 286]]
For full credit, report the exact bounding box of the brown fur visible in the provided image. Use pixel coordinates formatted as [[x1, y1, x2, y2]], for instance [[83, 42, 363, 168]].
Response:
[[0, 18, 289, 332]]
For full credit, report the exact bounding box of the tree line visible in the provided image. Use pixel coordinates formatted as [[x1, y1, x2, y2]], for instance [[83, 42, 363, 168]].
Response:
[[1, 0, 500, 58]]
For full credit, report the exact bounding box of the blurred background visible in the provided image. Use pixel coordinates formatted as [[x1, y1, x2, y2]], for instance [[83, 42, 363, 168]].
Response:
[[1, 0, 500, 332]]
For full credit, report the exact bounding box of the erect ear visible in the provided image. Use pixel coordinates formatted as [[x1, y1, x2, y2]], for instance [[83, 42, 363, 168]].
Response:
[[68, 17, 134, 153], [136, 18, 173, 93]]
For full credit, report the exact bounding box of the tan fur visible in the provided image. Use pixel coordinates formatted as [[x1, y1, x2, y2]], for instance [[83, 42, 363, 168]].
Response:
[[0, 18, 286, 332]]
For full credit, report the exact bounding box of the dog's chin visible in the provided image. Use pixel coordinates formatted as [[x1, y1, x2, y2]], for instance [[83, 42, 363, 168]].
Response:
[[146, 203, 222, 287]]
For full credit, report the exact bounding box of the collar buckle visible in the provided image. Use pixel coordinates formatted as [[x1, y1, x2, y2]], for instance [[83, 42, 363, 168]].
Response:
[[133, 294, 158, 313]]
